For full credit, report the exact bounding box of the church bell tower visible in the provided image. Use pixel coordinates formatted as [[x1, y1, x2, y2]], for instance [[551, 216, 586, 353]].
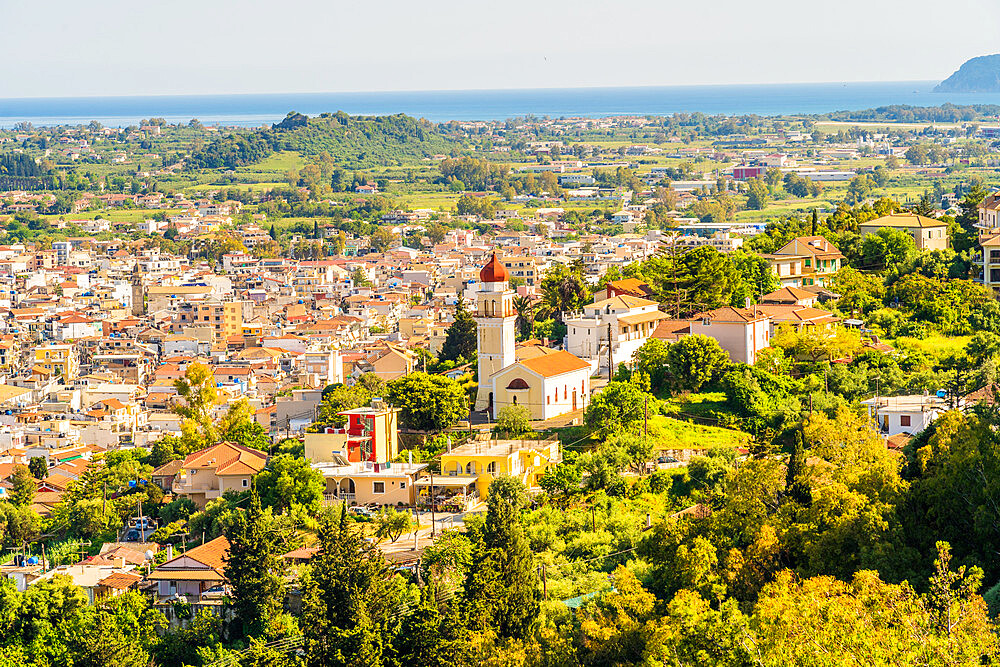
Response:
[[474, 252, 516, 412]]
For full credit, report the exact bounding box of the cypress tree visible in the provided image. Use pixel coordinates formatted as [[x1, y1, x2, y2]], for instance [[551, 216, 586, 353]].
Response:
[[786, 428, 812, 506], [811, 209, 818, 236], [223, 487, 285, 639], [463, 477, 539, 639], [303, 505, 397, 667], [439, 300, 477, 363]]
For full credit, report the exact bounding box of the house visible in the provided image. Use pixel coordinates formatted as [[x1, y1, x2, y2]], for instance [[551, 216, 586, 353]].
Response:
[[151, 459, 184, 492], [688, 307, 771, 364], [148, 536, 229, 599], [979, 233, 1000, 294], [172, 442, 268, 508], [858, 214, 949, 251], [860, 394, 947, 436], [977, 191, 1000, 232], [771, 236, 843, 287], [761, 286, 818, 307], [436, 436, 561, 504], [564, 294, 666, 371], [312, 458, 428, 506], [353, 345, 415, 381], [304, 399, 399, 463]]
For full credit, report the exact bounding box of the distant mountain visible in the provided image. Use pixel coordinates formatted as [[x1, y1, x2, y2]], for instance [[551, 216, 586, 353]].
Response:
[[935, 54, 1000, 92]]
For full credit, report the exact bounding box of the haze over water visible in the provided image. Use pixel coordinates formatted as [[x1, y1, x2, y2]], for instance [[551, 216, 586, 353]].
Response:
[[5, 81, 1000, 129]]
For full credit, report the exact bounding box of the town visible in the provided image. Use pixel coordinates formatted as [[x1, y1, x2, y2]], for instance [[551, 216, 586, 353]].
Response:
[[3, 105, 1000, 664]]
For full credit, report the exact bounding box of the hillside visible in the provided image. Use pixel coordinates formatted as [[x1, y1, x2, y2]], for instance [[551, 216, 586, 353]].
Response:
[[935, 54, 1000, 92], [187, 111, 459, 171]]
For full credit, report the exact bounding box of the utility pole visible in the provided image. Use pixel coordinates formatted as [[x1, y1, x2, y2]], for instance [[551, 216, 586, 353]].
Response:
[[607, 322, 613, 380], [430, 468, 436, 538], [644, 395, 648, 438]]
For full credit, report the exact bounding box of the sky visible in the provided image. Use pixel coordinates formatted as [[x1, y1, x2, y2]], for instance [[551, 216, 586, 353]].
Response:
[[2, 0, 1000, 98]]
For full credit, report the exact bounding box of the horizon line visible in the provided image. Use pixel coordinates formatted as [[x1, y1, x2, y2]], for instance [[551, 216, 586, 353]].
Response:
[[0, 79, 946, 103]]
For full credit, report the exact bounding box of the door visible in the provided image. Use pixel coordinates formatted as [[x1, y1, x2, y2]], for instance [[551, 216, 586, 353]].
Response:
[[572, 389, 577, 411]]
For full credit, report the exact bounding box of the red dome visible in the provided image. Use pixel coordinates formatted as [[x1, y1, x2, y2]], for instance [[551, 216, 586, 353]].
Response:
[[479, 252, 508, 283]]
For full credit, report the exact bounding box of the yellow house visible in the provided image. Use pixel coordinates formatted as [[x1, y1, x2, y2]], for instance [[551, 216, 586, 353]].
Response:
[[434, 437, 562, 504], [858, 213, 949, 251], [34, 343, 79, 381]]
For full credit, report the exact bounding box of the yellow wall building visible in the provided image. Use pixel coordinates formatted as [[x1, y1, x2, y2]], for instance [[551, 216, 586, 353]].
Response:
[[34, 344, 78, 381], [437, 437, 561, 502]]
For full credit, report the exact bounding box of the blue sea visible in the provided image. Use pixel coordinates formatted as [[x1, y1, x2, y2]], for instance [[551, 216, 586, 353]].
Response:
[[5, 81, 1000, 128]]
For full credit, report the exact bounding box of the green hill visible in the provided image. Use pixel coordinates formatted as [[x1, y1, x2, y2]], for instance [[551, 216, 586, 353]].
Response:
[[935, 54, 1000, 92], [187, 111, 459, 171]]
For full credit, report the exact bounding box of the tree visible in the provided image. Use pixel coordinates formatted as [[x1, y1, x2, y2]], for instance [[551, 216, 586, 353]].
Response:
[[439, 300, 477, 363], [632, 338, 672, 392], [8, 466, 35, 507], [218, 398, 269, 451], [27, 457, 46, 480], [373, 507, 413, 543], [303, 506, 398, 667], [174, 362, 220, 437], [386, 373, 468, 432], [465, 477, 538, 638], [585, 381, 653, 435], [495, 404, 532, 437], [673, 246, 738, 315], [315, 378, 384, 429], [255, 453, 325, 514], [745, 178, 769, 210], [859, 226, 918, 271], [369, 226, 393, 253], [223, 488, 285, 639], [512, 296, 535, 341], [538, 463, 583, 506], [666, 335, 731, 392], [538, 263, 588, 322]]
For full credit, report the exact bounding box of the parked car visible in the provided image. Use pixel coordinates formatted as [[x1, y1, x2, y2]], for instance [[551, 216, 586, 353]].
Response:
[[201, 585, 230, 600]]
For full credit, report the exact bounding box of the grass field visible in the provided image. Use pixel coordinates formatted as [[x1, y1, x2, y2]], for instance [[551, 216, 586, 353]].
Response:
[[892, 334, 971, 359], [649, 415, 748, 452]]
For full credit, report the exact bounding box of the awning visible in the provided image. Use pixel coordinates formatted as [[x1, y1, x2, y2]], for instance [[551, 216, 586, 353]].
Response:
[[617, 311, 668, 326], [147, 569, 225, 581], [414, 476, 478, 487]]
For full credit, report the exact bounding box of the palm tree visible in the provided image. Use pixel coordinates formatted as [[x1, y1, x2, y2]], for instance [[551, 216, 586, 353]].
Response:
[[512, 296, 535, 340]]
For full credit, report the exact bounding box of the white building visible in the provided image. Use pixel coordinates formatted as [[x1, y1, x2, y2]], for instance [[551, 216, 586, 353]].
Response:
[[861, 394, 946, 436], [564, 295, 665, 372]]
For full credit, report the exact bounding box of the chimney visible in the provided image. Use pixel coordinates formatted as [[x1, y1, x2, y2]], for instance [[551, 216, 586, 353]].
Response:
[[116, 557, 125, 569], [166, 544, 173, 560]]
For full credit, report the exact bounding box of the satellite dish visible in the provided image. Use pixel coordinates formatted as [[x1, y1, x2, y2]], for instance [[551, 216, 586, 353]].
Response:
[[145, 550, 154, 561]]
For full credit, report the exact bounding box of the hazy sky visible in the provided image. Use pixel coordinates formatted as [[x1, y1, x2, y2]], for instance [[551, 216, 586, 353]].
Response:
[[3, 0, 1000, 98]]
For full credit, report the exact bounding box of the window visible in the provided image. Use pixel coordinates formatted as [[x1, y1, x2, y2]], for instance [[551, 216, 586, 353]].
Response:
[[373, 481, 385, 494], [487, 462, 496, 474], [900, 415, 911, 427], [242, 479, 248, 487], [400, 480, 406, 489]]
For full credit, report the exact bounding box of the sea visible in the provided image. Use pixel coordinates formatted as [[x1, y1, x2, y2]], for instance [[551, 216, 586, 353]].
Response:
[[5, 81, 1000, 128]]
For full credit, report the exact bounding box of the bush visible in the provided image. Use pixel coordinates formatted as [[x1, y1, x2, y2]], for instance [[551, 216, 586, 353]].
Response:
[[496, 404, 532, 437]]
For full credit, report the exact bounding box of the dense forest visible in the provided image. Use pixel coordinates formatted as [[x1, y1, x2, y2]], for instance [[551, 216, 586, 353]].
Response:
[[825, 103, 1000, 123], [187, 112, 460, 171]]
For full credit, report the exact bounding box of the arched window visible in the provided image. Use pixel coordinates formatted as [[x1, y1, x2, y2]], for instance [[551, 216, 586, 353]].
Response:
[[465, 462, 476, 474], [564, 386, 568, 399], [487, 462, 496, 474]]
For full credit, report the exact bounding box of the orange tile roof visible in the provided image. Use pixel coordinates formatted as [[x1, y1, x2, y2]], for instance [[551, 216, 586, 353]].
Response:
[[517, 350, 591, 378], [180, 441, 267, 476]]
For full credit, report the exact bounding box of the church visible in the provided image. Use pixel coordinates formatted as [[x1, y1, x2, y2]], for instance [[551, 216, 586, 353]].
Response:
[[473, 252, 593, 422]]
